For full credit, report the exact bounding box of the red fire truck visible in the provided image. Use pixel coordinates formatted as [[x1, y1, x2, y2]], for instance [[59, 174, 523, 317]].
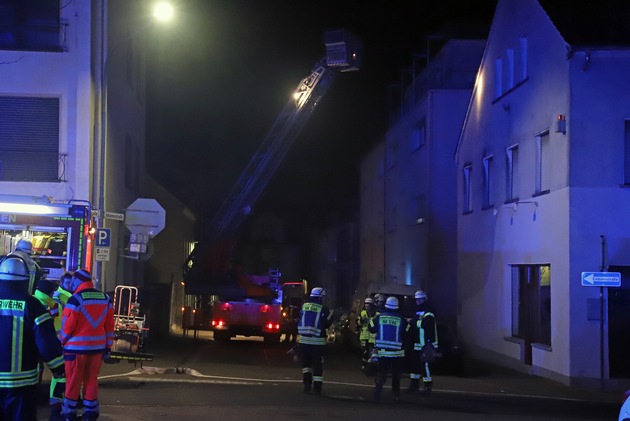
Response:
[[0, 195, 93, 278]]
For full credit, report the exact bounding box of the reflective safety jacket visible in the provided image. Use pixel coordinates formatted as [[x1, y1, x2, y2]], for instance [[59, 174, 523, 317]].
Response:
[[34, 289, 62, 339], [357, 307, 377, 344], [297, 298, 333, 346], [369, 309, 409, 358], [61, 282, 114, 353], [0, 283, 64, 388], [413, 309, 438, 351]]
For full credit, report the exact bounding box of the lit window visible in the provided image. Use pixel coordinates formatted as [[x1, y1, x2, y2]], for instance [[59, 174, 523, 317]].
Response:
[[511, 264, 551, 347]]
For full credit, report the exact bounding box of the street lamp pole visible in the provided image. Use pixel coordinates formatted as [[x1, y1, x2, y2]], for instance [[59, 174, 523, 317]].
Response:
[[93, 1, 174, 292]]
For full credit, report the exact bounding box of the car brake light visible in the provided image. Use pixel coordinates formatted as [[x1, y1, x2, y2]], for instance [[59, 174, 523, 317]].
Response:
[[212, 320, 226, 327], [219, 303, 232, 311]]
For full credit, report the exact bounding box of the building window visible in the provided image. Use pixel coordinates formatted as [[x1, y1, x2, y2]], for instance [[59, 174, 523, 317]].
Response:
[[494, 58, 503, 98], [506, 145, 519, 201], [463, 164, 472, 213], [535, 131, 551, 194], [516, 38, 528, 82], [410, 194, 426, 224], [411, 118, 426, 151], [483, 155, 494, 209], [0, 96, 60, 181], [503, 49, 514, 92], [0, 0, 63, 52], [511, 264, 551, 347], [624, 120, 630, 185]]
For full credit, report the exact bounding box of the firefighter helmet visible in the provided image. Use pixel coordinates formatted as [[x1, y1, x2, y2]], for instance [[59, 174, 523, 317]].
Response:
[[385, 296, 399, 310], [310, 287, 326, 297], [15, 239, 34, 254], [0, 256, 30, 282], [374, 293, 385, 304], [414, 290, 427, 300], [364, 297, 374, 305]]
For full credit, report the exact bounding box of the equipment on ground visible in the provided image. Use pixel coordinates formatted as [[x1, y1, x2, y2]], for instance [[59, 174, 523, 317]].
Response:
[[108, 285, 153, 363]]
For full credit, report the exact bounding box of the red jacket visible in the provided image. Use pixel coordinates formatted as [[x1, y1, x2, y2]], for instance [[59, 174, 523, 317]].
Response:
[[61, 282, 114, 353]]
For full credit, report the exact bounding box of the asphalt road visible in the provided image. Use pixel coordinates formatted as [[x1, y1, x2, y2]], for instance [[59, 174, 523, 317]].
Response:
[[36, 335, 620, 420]]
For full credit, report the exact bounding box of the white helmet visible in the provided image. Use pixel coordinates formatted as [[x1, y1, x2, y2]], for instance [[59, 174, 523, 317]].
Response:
[[385, 296, 399, 310], [0, 256, 30, 282], [364, 297, 374, 305], [374, 293, 385, 304], [414, 290, 427, 300], [310, 287, 326, 297]]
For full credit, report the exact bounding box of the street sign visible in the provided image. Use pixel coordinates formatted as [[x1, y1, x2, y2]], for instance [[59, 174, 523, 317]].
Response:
[[105, 211, 125, 221], [95, 247, 110, 262], [96, 228, 111, 247], [581, 272, 621, 287], [125, 198, 166, 237]]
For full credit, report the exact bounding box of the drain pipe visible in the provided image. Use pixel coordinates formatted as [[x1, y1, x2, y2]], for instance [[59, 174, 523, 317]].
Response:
[[599, 234, 607, 390]]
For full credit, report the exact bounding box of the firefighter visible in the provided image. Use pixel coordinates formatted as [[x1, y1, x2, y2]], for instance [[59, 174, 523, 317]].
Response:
[[369, 296, 409, 402], [0, 256, 65, 420], [357, 297, 376, 371], [408, 289, 438, 394], [34, 277, 67, 417], [9, 238, 42, 294], [60, 269, 115, 421], [297, 287, 333, 395]]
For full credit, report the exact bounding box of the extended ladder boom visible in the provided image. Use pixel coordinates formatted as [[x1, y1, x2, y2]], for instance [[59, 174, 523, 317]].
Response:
[[183, 29, 360, 290]]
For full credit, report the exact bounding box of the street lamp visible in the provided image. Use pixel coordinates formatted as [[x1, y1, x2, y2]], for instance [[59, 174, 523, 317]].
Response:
[[94, 1, 173, 291]]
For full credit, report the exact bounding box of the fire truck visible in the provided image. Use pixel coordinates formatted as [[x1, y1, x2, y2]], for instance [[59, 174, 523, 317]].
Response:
[[210, 268, 283, 343], [0, 194, 153, 362], [181, 30, 360, 339], [0, 195, 92, 279]]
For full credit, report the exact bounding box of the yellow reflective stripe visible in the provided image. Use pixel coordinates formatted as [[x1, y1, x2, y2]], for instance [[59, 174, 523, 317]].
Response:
[[12, 317, 23, 372], [46, 355, 64, 370], [35, 312, 52, 325]]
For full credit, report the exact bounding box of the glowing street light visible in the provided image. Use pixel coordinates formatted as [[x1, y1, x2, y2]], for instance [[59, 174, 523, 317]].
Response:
[[94, 1, 174, 291]]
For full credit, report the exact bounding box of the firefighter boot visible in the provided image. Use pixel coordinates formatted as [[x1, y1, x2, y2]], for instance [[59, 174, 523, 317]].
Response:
[[313, 381, 322, 396], [406, 378, 420, 393], [373, 380, 383, 401], [423, 380, 433, 396], [303, 372, 313, 393]]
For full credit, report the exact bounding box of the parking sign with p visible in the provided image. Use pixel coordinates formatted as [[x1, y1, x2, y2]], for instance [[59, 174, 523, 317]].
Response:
[[96, 228, 111, 247]]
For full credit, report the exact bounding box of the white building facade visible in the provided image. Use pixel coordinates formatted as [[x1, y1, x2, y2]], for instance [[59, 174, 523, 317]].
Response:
[[456, 0, 630, 387], [0, 1, 193, 298], [359, 40, 485, 327]]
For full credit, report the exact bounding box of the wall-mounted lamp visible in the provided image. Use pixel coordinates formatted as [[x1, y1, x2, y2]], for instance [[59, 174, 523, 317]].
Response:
[[556, 115, 566, 134]]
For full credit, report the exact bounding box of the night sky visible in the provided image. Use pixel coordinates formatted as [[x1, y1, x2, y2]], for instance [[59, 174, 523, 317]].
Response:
[[145, 0, 498, 237]]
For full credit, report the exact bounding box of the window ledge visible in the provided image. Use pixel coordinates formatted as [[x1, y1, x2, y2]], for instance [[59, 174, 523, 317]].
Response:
[[532, 190, 549, 197], [532, 342, 552, 352], [504, 198, 519, 204], [462, 210, 473, 215], [504, 336, 524, 345]]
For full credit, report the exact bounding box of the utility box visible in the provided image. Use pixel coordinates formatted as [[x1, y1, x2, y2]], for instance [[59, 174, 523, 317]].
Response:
[[324, 28, 361, 72]]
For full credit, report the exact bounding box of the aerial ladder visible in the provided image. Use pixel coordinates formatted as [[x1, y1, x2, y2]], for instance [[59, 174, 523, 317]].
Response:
[[182, 29, 361, 296]]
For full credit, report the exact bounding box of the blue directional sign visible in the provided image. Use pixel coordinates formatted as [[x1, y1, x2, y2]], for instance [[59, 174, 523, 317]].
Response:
[[581, 272, 621, 287], [96, 228, 111, 247]]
